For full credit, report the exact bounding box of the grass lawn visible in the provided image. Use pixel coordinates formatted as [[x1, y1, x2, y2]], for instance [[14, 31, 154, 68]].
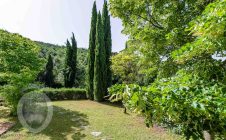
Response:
[[0, 100, 182, 140]]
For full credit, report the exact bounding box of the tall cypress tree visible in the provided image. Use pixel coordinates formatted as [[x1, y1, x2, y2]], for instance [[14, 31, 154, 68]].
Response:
[[64, 39, 72, 87], [45, 54, 54, 87], [64, 34, 78, 88], [102, 0, 112, 94], [106, 15, 112, 89], [70, 32, 77, 86], [94, 12, 105, 102], [87, 1, 97, 99]]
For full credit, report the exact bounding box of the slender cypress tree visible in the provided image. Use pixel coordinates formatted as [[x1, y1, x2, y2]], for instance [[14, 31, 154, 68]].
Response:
[[45, 54, 54, 87], [102, 0, 112, 94], [87, 1, 97, 99], [64, 39, 72, 87], [64, 34, 78, 88], [106, 15, 112, 89], [69, 32, 77, 86], [94, 12, 105, 102]]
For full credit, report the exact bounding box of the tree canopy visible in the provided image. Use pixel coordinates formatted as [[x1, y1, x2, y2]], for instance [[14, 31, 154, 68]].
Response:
[[87, 1, 97, 100], [109, 0, 226, 139]]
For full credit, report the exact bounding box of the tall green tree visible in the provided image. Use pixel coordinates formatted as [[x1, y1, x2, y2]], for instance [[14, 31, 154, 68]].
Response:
[[109, 0, 226, 139], [64, 39, 72, 87], [94, 12, 105, 102], [109, 0, 214, 83], [70, 33, 77, 86], [102, 0, 112, 94], [87, 1, 97, 99], [45, 54, 54, 87], [64, 34, 77, 88]]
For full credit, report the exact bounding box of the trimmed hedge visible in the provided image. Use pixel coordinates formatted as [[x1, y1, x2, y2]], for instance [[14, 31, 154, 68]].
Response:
[[38, 88, 87, 100]]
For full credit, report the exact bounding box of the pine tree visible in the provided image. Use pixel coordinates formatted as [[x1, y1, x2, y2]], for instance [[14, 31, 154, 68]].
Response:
[[94, 12, 105, 102], [102, 0, 112, 94], [45, 54, 54, 87], [87, 1, 97, 100]]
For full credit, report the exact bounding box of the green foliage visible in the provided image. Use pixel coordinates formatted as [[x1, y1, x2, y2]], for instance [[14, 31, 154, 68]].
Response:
[[36, 41, 88, 88], [37, 41, 65, 84], [38, 88, 87, 100], [64, 40, 72, 87], [109, 79, 226, 139], [94, 12, 105, 102], [87, 1, 97, 100], [87, 1, 112, 101], [147, 72, 226, 139], [102, 0, 113, 92], [0, 30, 43, 115], [111, 45, 140, 84], [87, 1, 112, 100], [108, 84, 126, 102], [45, 54, 54, 87], [109, 0, 213, 83], [172, 0, 226, 63], [64, 33, 78, 88], [109, 0, 226, 139]]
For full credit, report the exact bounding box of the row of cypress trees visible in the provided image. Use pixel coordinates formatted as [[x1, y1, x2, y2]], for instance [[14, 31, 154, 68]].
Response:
[[87, 1, 112, 101], [41, 33, 78, 88]]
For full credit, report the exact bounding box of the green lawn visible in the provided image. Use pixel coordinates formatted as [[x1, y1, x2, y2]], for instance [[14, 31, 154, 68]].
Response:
[[0, 100, 181, 140]]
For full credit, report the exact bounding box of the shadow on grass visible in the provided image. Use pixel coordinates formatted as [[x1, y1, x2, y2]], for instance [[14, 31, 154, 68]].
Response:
[[11, 105, 89, 140], [99, 101, 130, 115], [99, 101, 124, 108]]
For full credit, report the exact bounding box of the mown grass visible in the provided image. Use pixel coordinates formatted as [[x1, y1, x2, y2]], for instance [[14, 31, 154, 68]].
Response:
[[0, 100, 182, 140]]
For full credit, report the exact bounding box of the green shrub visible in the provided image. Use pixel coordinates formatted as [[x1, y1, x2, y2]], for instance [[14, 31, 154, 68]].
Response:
[[0, 30, 43, 115], [108, 84, 126, 102], [110, 78, 226, 139], [38, 88, 87, 100]]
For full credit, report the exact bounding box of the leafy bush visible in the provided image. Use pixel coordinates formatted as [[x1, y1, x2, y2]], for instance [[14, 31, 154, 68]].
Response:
[[109, 0, 226, 139], [0, 30, 43, 115], [108, 84, 143, 113], [109, 77, 226, 139], [108, 84, 126, 102], [38, 88, 87, 100]]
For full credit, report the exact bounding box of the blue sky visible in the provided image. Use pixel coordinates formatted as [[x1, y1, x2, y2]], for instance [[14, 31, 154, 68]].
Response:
[[0, 0, 127, 52]]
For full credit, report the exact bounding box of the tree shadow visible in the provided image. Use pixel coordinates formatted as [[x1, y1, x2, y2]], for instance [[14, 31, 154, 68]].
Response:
[[99, 101, 124, 108], [99, 101, 130, 115], [10, 105, 89, 140]]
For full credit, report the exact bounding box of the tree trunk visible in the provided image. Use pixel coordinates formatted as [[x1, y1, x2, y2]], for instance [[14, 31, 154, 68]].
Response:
[[124, 107, 127, 114]]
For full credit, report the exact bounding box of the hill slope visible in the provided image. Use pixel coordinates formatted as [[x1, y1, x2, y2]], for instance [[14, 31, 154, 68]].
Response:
[[36, 41, 88, 88]]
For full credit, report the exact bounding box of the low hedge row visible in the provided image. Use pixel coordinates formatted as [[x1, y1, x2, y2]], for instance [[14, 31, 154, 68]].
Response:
[[38, 88, 87, 100]]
